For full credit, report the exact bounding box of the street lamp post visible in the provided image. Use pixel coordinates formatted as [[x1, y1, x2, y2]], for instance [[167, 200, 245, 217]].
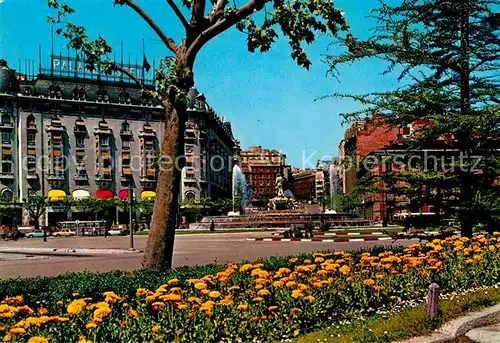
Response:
[[128, 188, 134, 250]]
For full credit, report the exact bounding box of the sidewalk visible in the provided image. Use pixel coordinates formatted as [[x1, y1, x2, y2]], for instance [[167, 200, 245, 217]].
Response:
[[0, 247, 142, 256], [466, 323, 500, 343]]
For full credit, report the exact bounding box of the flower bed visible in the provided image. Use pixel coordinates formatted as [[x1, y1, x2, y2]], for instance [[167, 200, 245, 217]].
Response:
[[1, 234, 500, 343]]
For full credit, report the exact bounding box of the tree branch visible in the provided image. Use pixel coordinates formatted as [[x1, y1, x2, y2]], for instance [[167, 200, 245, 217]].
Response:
[[111, 64, 143, 87], [208, 0, 228, 24], [123, 0, 177, 52], [191, 0, 207, 25], [186, 0, 268, 66], [166, 0, 191, 31]]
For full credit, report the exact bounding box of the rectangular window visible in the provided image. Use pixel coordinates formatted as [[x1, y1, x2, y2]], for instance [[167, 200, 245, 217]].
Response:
[[2, 132, 10, 143], [27, 133, 36, 144], [76, 137, 85, 148], [122, 139, 131, 149], [99, 136, 109, 147], [2, 162, 11, 174]]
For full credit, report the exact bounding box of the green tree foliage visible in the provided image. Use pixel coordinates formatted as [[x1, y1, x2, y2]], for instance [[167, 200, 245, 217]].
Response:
[[324, 0, 500, 236], [336, 193, 363, 214], [23, 196, 48, 241], [47, 0, 349, 268]]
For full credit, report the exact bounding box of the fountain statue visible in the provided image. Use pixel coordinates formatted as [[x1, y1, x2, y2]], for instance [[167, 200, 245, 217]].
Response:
[[268, 174, 295, 211], [275, 173, 285, 197]]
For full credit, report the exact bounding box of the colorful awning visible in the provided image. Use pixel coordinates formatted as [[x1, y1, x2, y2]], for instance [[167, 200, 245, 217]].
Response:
[[96, 189, 114, 199], [48, 189, 66, 202], [118, 189, 130, 200], [72, 189, 90, 200], [141, 191, 156, 200]]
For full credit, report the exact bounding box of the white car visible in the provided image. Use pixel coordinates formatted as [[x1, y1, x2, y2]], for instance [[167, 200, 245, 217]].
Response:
[[54, 229, 76, 237], [108, 229, 123, 236]]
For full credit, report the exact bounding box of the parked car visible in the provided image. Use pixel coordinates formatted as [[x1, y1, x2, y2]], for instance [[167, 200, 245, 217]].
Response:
[[53, 229, 75, 237], [108, 229, 123, 236], [25, 230, 49, 238]]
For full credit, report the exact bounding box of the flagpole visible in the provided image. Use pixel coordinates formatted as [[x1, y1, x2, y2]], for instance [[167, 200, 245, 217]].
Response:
[[39, 45, 42, 75]]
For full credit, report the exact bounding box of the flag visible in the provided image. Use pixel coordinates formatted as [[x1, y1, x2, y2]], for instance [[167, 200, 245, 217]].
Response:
[[143, 54, 151, 72]]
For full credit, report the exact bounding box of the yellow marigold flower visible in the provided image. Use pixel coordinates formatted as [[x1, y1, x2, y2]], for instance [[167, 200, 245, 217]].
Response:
[[72, 292, 80, 297], [28, 337, 49, 343], [268, 305, 278, 311], [0, 305, 15, 319], [160, 293, 182, 302], [127, 308, 138, 318], [2, 334, 10, 342], [372, 285, 384, 292], [4, 296, 23, 305], [152, 325, 161, 334], [465, 258, 475, 265], [288, 257, 298, 263], [290, 307, 302, 314], [285, 281, 297, 288], [253, 297, 264, 302], [77, 336, 92, 343], [85, 322, 97, 329], [218, 297, 233, 306], [339, 265, 351, 275], [493, 232, 500, 237], [208, 291, 221, 299], [169, 287, 182, 294], [273, 280, 284, 288], [473, 254, 483, 261], [187, 296, 201, 304], [375, 273, 384, 279], [201, 289, 210, 295], [238, 303, 248, 311], [174, 303, 187, 310], [167, 278, 179, 286], [314, 257, 324, 263], [103, 291, 122, 303], [228, 285, 241, 292], [9, 327, 26, 335], [257, 289, 270, 296], [67, 299, 86, 316], [298, 284, 309, 292], [363, 279, 375, 286], [303, 295, 315, 303], [291, 290, 303, 299], [92, 305, 111, 322], [239, 264, 254, 273], [16, 305, 34, 315], [194, 282, 207, 290]]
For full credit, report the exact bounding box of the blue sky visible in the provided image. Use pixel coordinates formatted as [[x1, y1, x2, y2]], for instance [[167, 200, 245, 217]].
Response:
[[0, 0, 401, 167]]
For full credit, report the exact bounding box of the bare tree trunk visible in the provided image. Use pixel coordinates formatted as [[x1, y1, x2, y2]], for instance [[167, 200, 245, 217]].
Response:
[[142, 97, 186, 269]]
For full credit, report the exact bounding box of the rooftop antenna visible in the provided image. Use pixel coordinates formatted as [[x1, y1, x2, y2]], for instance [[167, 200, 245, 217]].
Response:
[[38, 45, 42, 75], [51, 26, 54, 76]]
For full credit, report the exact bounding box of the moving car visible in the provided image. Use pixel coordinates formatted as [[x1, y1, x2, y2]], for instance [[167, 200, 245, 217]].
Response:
[[53, 229, 76, 237], [26, 230, 49, 238], [108, 229, 123, 236]]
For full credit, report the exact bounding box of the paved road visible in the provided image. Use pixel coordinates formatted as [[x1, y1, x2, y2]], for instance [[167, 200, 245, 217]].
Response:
[[0, 233, 415, 279]]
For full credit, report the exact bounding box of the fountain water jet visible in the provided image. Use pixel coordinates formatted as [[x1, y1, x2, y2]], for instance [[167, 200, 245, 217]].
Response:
[[228, 165, 248, 216], [325, 164, 338, 214]]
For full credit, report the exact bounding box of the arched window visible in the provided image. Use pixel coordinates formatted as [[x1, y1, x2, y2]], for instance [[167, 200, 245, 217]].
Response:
[[185, 192, 195, 201]]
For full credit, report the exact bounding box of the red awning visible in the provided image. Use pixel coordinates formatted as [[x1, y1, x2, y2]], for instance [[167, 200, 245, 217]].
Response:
[[96, 189, 114, 199], [118, 189, 129, 200]]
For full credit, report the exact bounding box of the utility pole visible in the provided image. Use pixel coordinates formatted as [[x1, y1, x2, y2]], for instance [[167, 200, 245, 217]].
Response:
[[128, 188, 134, 250]]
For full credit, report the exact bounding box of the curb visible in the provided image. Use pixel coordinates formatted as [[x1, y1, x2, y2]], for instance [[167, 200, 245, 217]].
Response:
[[269, 231, 461, 237], [246, 237, 395, 243], [0, 247, 143, 256], [397, 303, 500, 343]]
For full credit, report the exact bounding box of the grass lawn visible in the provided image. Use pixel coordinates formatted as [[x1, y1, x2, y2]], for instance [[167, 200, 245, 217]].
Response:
[[135, 228, 274, 236], [294, 286, 500, 343]]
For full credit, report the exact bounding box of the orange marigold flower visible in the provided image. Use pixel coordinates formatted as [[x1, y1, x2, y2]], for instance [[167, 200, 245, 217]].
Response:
[[187, 297, 201, 304], [257, 289, 270, 296], [152, 325, 161, 334], [285, 281, 297, 288], [303, 295, 315, 303], [167, 279, 179, 286], [127, 308, 138, 319], [103, 291, 122, 303], [92, 305, 111, 322], [136, 288, 150, 297], [268, 305, 278, 311], [174, 302, 187, 310], [208, 291, 221, 299], [238, 303, 248, 311], [194, 282, 207, 290], [200, 289, 210, 295], [339, 265, 351, 275], [38, 307, 49, 315], [239, 264, 254, 273], [77, 336, 92, 343], [363, 279, 375, 286], [288, 257, 298, 263], [291, 290, 303, 299], [290, 307, 302, 314], [67, 299, 86, 316], [9, 327, 26, 335], [85, 322, 97, 329], [28, 337, 49, 343], [160, 293, 182, 302]]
